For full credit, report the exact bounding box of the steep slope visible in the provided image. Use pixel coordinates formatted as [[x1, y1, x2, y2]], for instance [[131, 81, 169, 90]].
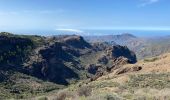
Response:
[[48, 53, 170, 100], [0, 32, 137, 99], [0, 33, 62, 99], [84, 33, 146, 59], [0, 34, 34, 70], [25, 35, 136, 85], [85, 33, 170, 60]]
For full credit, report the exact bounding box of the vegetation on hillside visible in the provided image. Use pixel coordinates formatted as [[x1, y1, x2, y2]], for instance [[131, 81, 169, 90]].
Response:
[[0, 71, 64, 99], [1, 32, 170, 100]]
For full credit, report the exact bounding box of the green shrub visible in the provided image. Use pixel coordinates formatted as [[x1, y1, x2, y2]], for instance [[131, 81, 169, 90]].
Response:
[[38, 96, 48, 100], [56, 92, 67, 100], [127, 73, 170, 89], [77, 86, 92, 97], [144, 57, 158, 62], [89, 81, 120, 89], [104, 94, 122, 100]]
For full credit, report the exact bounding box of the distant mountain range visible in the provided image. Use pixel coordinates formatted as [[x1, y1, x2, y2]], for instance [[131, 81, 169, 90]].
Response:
[[84, 33, 170, 60]]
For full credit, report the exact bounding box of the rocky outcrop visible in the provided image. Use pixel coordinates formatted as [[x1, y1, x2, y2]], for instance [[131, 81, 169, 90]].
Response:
[[88, 45, 137, 81], [106, 57, 129, 72], [106, 45, 137, 63]]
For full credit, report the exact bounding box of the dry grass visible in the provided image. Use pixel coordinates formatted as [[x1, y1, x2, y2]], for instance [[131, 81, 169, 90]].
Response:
[[32, 53, 170, 100]]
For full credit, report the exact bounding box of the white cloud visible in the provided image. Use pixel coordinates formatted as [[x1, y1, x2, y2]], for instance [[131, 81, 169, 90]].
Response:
[[0, 11, 19, 15], [23, 9, 64, 14], [55, 28, 84, 33], [39, 9, 64, 14], [138, 0, 160, 7], [0, 9, 64, 16]]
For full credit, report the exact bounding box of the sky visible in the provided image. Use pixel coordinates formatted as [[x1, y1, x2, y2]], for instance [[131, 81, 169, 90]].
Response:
[[0, 0, 170, 35]]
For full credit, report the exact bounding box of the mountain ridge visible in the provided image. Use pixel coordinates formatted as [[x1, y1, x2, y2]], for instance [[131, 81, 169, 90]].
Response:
[[84, 33, 170, 60], [0, 32, 137, 99], [1, 32, 170, 99]]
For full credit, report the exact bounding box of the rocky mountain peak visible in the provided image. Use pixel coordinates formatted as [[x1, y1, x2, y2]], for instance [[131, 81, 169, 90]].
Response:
[[121, 33, 136, 38], [60, 35, 92, 49]]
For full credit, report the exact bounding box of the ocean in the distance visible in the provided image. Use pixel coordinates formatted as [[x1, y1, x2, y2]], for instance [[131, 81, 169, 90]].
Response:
[[6, 29, 170, 37]]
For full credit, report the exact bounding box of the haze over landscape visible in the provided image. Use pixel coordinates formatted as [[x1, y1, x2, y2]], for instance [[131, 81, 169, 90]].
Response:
[[0, 0, 170, 36], [1, 0, 170, 100]]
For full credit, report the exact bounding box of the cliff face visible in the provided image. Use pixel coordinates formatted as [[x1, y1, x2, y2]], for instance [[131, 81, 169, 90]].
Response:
[[106, 45, 137, 63], [0, 35, 33, 70], [0, 33, 137, 85], [25, 35, 93, 85], [28, 42, 80, 85]]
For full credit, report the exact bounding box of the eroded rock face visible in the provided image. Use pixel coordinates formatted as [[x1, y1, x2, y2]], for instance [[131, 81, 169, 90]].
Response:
[[89, 45, 137, 81], [106, 45, 137, 63], [25, 36, 94, 85], [27, 42, 80, 85], [106, 57, 130, 72]]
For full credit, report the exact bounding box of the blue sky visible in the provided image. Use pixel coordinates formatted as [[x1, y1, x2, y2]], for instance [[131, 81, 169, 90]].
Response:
[[0, 0, 170, 34]]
